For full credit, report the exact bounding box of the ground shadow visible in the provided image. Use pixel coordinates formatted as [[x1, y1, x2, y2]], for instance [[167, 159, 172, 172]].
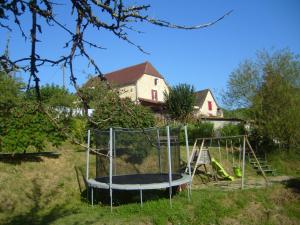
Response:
[[2, 179, 76, 225], [282, 177, 300, 193], [81, 187, 180, 206], [0, 152, 60, 165]]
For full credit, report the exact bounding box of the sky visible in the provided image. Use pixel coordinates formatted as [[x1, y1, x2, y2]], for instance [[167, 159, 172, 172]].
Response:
[[1, 0, 300, 103]]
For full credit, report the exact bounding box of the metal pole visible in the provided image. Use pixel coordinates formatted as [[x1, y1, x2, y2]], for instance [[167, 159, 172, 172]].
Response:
[[185, 139, 198, 173], [184, 126, 191, 179], [184, 126, 192, 199], [109, 128, 113, 212], [113, 130, 116, 176], [241, 135, 246, 189], [86, 130, 90, 180], [86, 130, 90, 201], [140, 189, 143, 207], [167, 126, 172, 207], [91, 187, 94, 206], [157, 128, 162, 173]]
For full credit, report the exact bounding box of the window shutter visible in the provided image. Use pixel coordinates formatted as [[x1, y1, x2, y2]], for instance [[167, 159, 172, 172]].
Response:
[[208, 101, 212, 111]]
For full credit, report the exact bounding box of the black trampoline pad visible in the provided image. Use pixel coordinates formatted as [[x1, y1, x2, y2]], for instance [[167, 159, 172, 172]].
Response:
[[95, 173, 182, 185]]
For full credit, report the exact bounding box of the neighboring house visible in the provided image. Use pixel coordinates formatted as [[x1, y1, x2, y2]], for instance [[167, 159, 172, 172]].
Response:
[[85, 61, 169, 112], [194, 89, 223, 118]]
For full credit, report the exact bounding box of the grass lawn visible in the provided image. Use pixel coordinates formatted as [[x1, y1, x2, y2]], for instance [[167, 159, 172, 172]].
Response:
[[0, 142, 299, 225]]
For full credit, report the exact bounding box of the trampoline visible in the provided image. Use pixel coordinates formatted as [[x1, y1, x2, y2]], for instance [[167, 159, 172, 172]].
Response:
[[85, 126, 192, 210]]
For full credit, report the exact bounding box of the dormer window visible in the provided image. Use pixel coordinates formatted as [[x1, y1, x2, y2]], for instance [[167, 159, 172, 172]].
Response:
[[154, 78, 158, 85]]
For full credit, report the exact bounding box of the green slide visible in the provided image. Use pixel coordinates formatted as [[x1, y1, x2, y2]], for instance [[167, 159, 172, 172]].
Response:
[[211, 158, 234, 181]]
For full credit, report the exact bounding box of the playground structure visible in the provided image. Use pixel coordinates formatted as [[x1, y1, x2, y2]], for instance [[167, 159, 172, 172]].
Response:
[[85, 126, 192, 211], [187, 135, 269, 189]]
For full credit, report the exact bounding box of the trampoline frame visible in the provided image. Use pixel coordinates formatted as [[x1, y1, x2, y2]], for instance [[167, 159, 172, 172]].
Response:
[[85, 126, 192, 211]]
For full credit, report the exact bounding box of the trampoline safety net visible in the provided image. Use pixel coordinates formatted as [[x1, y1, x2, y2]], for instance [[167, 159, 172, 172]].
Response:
[[94, 127, 182, 181]]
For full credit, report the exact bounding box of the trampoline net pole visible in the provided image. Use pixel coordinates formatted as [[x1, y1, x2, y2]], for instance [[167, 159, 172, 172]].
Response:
[[184, 126, 191, 178], [241, 135, 246, 189], [113, 130, 116, 176], [184, 125, 192, 199], [109, 128, 113, 212], [86, 130, 90, 180], [167, 126, 172, 207], [157, 128, 162, 174]]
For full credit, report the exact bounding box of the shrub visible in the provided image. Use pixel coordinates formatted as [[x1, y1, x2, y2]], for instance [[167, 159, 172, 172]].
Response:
[[0, 103, 66, 152], [0, 72, 68, 153], [179, 122, 214, 144], [220, 123, 245, 137]]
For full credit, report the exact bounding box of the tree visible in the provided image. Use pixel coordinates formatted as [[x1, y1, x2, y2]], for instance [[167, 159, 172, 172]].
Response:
[[81, 80, 155, 129], [164, 83, 196, 123], [223, 49, 300, 149], [0, 72, 67, 152], [0, 70, 24, 117]]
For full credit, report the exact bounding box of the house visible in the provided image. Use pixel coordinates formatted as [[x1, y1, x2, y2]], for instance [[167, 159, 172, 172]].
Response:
[[85, 61, 169, 112], [194, 89, 223, 118]]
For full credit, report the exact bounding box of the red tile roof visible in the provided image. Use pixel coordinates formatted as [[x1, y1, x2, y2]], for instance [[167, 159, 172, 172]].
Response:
[[104, 61, 163, 86]]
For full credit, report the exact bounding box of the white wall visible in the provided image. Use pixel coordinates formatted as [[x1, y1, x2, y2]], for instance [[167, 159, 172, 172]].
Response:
[[136, 74, 169, 102], [118, 84, 137, 102], [195, 91, 219, 117], [209, 120, 241, 130]]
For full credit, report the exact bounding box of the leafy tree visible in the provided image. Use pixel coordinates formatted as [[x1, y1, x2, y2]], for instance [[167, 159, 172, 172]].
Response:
[[164, 83, 196, 123], [252, 72, 300, 148], [39, 84, 75, 108], [0, 103, 66, 152], [220, 123, 245, 137], [223, 49, 300, 149], [0, 72, 67, 153], [0, 71, 24, 117]]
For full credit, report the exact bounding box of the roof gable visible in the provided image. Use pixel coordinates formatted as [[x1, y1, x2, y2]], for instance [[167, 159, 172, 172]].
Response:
[[195, 89, 219, 108], [104, 61, 163, 86]]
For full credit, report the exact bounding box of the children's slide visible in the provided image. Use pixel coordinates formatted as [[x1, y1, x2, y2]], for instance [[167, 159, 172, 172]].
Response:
[[211, 158, 235, 181]]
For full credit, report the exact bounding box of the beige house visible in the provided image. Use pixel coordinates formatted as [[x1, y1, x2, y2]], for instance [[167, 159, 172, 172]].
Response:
[[86, 61, 169, 112], [194, 89, 223, 118]]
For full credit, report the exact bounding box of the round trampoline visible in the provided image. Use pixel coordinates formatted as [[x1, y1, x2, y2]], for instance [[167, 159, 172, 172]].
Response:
[[85, 126, 192, 210]]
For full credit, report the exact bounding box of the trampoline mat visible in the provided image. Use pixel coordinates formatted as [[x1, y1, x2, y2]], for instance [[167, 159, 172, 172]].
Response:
[[95, 173, 182, 185]]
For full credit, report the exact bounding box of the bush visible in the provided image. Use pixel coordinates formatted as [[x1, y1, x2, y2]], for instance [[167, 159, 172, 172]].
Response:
[[69, 117, 87, 144], [0, 103, 66, 152], [179, 122, 214, 144], [219, 123, 245, 137], [0, 72, 69, 153]]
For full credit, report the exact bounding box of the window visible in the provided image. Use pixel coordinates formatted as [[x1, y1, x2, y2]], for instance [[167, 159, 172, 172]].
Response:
[[151, 90, 158, 101], [154, 78, 158, 85], [208, 101, 212, 111]]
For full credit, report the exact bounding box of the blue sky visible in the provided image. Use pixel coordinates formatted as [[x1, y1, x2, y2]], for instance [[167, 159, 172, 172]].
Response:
[[1, 0, 300, 102]]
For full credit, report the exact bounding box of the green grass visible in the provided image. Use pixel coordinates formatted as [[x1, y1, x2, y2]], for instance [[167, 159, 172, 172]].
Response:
[[267, 149, 300, 176], [0, 142, 299, 225]]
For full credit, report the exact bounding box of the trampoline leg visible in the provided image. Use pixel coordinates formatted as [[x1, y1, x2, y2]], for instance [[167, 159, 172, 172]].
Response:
[[110, 189, 113, 213], [91, 187, 94, 206], [188, 182, 192, 199], [140, 189, 143, 208], [169, 186, 172, 208], [87, 186, 89, 203]]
